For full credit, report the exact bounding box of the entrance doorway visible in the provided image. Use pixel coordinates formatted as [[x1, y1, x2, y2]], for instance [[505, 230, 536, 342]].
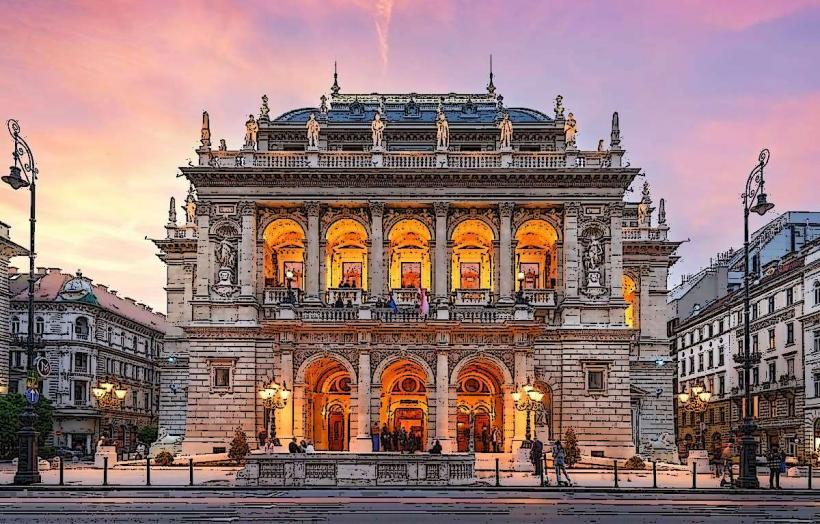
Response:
[[456, 410, 492, 452], [328, 407, 345, 451], [455, 359, 506, 453], [302, 357, 352, 451], [380, 359, 430, 448]]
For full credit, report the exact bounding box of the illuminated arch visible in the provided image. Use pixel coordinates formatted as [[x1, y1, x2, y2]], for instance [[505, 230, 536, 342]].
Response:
[[453, 357, 507, 453], [263, 219, 305, 288], [623, 274, 639, 328], [379, 359, 431, 443], [514, 219, 559, 290], [451, 219, 495, 292], [387, 219, 431, 290], [298, 356, 355, 451], [325, 219, 368, 290]]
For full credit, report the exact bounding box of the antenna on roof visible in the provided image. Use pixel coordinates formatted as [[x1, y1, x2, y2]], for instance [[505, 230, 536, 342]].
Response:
[[331, 61, 340, 97], [487, 54, 496, 96]]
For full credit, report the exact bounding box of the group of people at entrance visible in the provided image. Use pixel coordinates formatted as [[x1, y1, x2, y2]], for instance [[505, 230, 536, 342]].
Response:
[[530, 437, 573, 486], [375, 425, 424, 453], [466, 425, 503, 453]]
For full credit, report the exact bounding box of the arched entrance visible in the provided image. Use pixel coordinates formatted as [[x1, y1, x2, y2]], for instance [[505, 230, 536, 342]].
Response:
[[379, 359, 429, 449], [454, 358, 508, 453], [514, 219, 558, 290], [302, 357, 353, 451], [325, 219, 368, 290], [387, 219, 431, 293], [263, 218, 305, 290]]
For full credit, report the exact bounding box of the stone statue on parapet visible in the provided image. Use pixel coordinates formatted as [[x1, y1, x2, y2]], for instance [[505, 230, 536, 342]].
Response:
[[564, 112, 577, 147], [184, 185, 197, 225], [554, 95, 564, 118], [436, 109, 450, 150], [371, 112, 386, 149], [497, 111, 513, 149], [219, 139, 227, 151], [244, 114, 258, 149], [260, 94, 270, 120], [597, 139, 604, 152], [200, 111, 211, 148], [638, 181, 652, 227], [306, 113, 320, 148]]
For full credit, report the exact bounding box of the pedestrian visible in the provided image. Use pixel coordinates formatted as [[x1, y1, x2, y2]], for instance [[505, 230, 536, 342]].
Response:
[[481, 426, 490, 453], [288, 437, 300, 453], [552, 440, 572, 486], [305, 441, 316, 453], [264, 436, 273, 453], [530, 437, 544, 481], [391, 429, 399, 452], [429, 440, 443, 454], [491, 426, 502, 453], [720, 443, 735, 487], [767, 444, 784, 489], [299, 440, 308, 453], [713, 445, 724, 478], [399, 427, 408, 453], [257, 428, 267, 449], [381, 424, 391, 452]]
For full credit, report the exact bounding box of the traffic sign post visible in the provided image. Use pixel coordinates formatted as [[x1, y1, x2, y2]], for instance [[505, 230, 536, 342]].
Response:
[[33, 356, 51, 378], [25, 388, 40, 405]]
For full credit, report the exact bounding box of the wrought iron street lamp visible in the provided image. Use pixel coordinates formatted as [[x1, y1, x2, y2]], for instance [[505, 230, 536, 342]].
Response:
[[512, 380, 544, 447], [92, 379, 129, 409], [737, 148, 775, 489], [4, 119, 44, 485], [678, 382, 712, 450], [259, 380, 290, 448]]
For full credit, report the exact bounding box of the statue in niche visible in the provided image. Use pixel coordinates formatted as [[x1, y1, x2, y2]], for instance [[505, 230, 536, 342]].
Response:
[[244, 114, 258, 148], [168, 197, 177, 225], [371, 112, 386, 149], [583, 236, 604, 291], [200, 111, 211, 148], [436, 109, 449, 150], [183, 185, 197, 224], [497, 111, 513, 149], [215, 238, 236, 270], [306, 113, 320, 148], [564, 112, 578, 147], [554, 94, 564, 118], [218, 139, 227, 151], [638, 181, 652, 227]]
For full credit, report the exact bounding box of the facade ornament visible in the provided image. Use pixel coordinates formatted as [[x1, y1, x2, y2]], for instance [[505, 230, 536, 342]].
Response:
[[218, 139, 227, 151], [239, 201, 255, 216], [212, 237, 239, 296], [168, 197, 177, 225], [259, 94, 270, 120], [610, 111, 621, 149], [496, 94, 504, 112], [215, 238, 237, 272], [486, 54, 496, 96], [554, 95, 564, 119], [658, 198, 667, 225], [330, 61, 340, 97], [582, 235, 606, 296], [497, 111, 513, 150], [564, 112, 578, 148], [433, 201, 449, 218], [379, 95, 386, 116], [564, 201, 580, 217], [435, 108, 449, 151], [306, 113, 320, 148], [319, 94, 328, 115], [597, 139, 605, 152], [499, 202, 514, 218], [371, 112, 386, 150], [184, 185, 198, 224], [305, 201, 322, 217], [369, 201, 385, 218], [638, 181, 652, 227], [200, 111, 211, 149], [244, 114, 258, 149]]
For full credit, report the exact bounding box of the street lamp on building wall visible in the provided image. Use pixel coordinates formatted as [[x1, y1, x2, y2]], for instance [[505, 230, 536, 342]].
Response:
[[3, 119, 44, 485], [259, 380, 290, 447], [512, 380, 544, 447], [737, 148, 775, 489]]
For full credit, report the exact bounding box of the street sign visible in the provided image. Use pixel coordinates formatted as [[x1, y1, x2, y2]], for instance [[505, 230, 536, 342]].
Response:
[[25, 388, 40, 404], [34, 356, 51, 378]]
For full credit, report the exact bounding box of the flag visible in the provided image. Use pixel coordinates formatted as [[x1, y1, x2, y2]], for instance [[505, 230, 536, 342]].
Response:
[[418, 287, 429, 317]]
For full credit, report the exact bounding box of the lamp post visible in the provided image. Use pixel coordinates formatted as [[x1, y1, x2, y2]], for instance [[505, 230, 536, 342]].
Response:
[[737, 148, 775, 489], [285, 268, 295, 304], [512, 380, 544, 447], [3, 119, 44, 485], [677, 383, 712, 450], [259, 380, 290, 448], [92, 379, 128, 447], [515, 271, 526, 304]]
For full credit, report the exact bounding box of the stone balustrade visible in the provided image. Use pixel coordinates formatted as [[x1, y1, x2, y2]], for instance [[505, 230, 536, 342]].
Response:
[[391, 288, 423, 306], [263, 287, 300, 305], [522, 288, 557, 307], [622, 227, 668, 241], [236, 452, 475, 487], [453, 308, 515, 323], [452, 288, 491, 306], [326, 288, 364, 306]]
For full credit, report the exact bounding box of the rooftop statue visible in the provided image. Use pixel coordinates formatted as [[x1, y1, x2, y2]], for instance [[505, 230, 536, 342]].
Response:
[[260, 94, 270, 120], [218, 139, 227, 151], [319, 94, 328, 114], [554, 95, 564, 119], [436, 109, 449, 150], [371, 112, 386, 149], [200, 111, 211, 148], [597, 139, 605, 152], [638, 181, 652, 227], [497, 111, 513, 149], [184, 185, 197, 225], [244, 114, 258, 149], [306, 113, 320, 148], [564, 112, 577, 147]]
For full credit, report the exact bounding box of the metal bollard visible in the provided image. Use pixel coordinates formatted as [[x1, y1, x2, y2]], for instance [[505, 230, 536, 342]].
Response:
[[544, 455, 549, 487], [59, 457, 64, 486], [692, 461, 697, 489], [652, 460, 657, 488], [103, 456, 108, 486], [189, 458, 194, 486], [809, 463, 812, 490], [146, 457, 151, 486], [614, 460, 619, 488], [495, 457, 500, 487], [539, 456, 545, 487]]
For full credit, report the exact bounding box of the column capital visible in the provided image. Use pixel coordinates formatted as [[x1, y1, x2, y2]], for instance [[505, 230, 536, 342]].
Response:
[[195, 201, 211, 217], [239, 201, 256, 216], [305, 201, 321, 217], [564, 201, 580, 217], [499, 201, 515, 218], [433, 201, 449, 218], [369, 201, 385, 217]]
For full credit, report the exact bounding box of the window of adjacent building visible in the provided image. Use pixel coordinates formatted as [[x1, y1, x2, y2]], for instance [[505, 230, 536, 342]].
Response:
[[708, 410, 714, 424], [679, 360, 685, 377], [752, 254, 760, 275], [752, 367, 760, 386], [11, 316, 20, 334], [768, 296, 775, 314], [786, 357, 794, 378], [814, 373, 820, 398], [689, 356, 695, 374], [786, 288, 794, 306], [768, 362, 776, 383], [719, 408, 726, 423], [708, 324, 714, 338], [698, 354, 704, 372], [752, 335, 759, 353], [743, 395, 760, 418], [144, 392, 150, 411], [768, 328, 776, 350], [719, 319, 725, 333], [718, 375, 725, 395], [107, 326, 113, 343], [75, 317, 90, 340], [718, 348, 725, 367], [35, 316, 44, 334], [738, 370, 745, 389], [751, 303, 759, 320], [787, 397, 795, 417], [814, 330, 820, 353], [814, 281, 820, 305], [74, 353, 88, 373], [72, 380, 87, 404], [708, 351, 714, 369], [213, 367, 231, 388], [786, 323, 795, 345]]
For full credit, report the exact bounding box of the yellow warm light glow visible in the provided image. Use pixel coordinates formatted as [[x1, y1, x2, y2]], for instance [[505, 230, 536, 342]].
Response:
[[325, 218, 368, 290], [92, 387, 105, 398], [100, 382, 114, 392], [623, 274, 638, 328], [114, 388, 127, 400], [698, 391, 712, 402], [691, 385, 703, 395], [515, 219, 558, 291], [451, 219, 494, 291], [678, 393, 690, 403], [263, 218, 305, 289], [388, 219, 431, 290], [511, 391, 521, 402], [281, 389, 290, 400]]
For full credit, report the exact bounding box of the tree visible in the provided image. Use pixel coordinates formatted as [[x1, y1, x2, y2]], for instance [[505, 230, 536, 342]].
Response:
[[136, 424, 158, 445], [0, 393, 55, 460], [563, 427, 581, 467], [228, 426, 250, 464]]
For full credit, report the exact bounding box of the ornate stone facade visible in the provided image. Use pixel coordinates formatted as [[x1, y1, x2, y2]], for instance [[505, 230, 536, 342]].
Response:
[[153, 86, 680, 461]]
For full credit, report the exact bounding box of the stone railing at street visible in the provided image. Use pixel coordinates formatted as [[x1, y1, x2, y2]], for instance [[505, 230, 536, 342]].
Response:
[[235, 452, 475, 487]]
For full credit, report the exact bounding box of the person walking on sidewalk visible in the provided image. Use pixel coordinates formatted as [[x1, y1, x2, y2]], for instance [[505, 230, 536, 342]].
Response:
[[530, 437, 544, 481], [552, 440, 573, 486], [767, 444, 785, 489]]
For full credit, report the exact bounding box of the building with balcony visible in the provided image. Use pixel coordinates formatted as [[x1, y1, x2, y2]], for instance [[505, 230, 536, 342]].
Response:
[[800, 241, 820, 461], [7, 268, 166, 455], [0, 221, 27, 395], [152, 80, 680, 460]]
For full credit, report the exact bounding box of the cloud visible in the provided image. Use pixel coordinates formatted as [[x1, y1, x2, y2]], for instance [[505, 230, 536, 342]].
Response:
[[373, 0, 395, 69]]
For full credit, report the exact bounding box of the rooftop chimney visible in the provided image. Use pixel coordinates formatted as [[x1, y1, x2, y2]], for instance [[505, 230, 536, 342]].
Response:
[[8, 267, 19, 275], [36, 267, 47, 275], [47, 267, 61, 274]]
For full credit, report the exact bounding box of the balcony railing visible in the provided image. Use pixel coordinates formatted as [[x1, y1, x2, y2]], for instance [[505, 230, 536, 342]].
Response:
[[373, 308, 427, 322], [391, 288, 425, 307], [452, 289, 491, 306], [326, 288, 364, 306], [453, 308, 514, 323], [264, 287, 301, 305], [302, 307, 358, 322], [522, 289, 557, 307]]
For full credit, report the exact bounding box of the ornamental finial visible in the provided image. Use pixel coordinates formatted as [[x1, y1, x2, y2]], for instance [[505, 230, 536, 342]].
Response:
[[200, 111, 211, 149], [487, 54, 496, 96], [610, 111, 621, 149], [331, 61, 340, 96]]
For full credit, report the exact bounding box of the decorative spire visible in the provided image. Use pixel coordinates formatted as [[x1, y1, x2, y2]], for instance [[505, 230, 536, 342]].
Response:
[[486, 54, 496, 96], [610, 111, 621, 149], [658, 198, 667, 225], [168, 196, 177, 225], [200, 111, 211, 149], [259, 94, 270, 121], [331, 61, 340, 97]]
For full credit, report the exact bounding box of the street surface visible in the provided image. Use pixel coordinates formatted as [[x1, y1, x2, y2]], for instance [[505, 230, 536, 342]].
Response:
[[1, 488, 819, 523]]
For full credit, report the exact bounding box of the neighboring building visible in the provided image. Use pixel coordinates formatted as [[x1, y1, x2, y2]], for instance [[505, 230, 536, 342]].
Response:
[[8, 268, 166, 454], [800, 242, 820, 461], [152, 80, 680, 460], [0, 221, 26, 395]]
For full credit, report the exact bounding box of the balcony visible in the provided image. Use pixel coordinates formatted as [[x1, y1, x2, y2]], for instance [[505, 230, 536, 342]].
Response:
[[326, 288, 364, 306], [452, 289, 491, 306], [301, 307, 358, 322], [264, 287, 301, 305], [391, 288, 425, 307], [453, 308, 514, 323], [522, 289, 557, 307], [73, 398, 88, 407]]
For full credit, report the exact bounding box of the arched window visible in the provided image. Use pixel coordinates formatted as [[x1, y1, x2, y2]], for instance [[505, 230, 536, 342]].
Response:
[[107, 326, 113, 343], [814, 280, 820, 306], [35, 316, 45, 335], [11, 316, 20, 334], [623, 275, 639, 328], [75, 317, 90, 340]]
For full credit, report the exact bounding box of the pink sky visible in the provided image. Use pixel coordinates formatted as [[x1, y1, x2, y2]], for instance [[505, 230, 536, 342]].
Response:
[[1, 0, 818, 312]]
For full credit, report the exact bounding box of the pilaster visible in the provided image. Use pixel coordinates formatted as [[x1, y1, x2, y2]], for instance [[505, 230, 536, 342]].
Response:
[[304, 201, 321, 303], [350, 350, 372, 451], [239, 202, 257, 297], [498, 202, 514, 303], [368, 202, 385, 300], [433, 202, 449, 302], [435, 350, 452, 452], [194, 202, 211, 297]]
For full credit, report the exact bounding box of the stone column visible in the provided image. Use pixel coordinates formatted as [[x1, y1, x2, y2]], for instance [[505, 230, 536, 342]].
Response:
[[435, 350, 452, 452], [194, 202, 211, 296], [350, 350, 372, 451], [563, 202, 580, 299], [304, 201, 321, 302], [512, 349, 528, 446], [238, 202, 257, 297], [498, 202, 514, 303], [368, 202, 385, 300], [609, 202, 624, 299], [433, 202, 449, 301], [275, 349, 294, 448]]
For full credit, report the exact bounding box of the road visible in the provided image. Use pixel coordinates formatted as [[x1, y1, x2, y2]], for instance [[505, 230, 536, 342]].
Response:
[[1, 489, 819, 523]]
